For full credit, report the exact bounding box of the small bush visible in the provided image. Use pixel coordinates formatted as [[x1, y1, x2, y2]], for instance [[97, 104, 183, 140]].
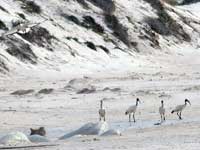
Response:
[[21, 1, 41, 14], [0, 5, 9, 13], [19, 26, 55, 51], [61, 13, 81, 25], [180, 0, 200, 5], [142, 0, 164, 11], [0, 58, 9, 74], [17, 13, 26, 20], [144, 0, 191, 42], [77, 86, 96, 94], [82, 16, 104, 34], [98, 45, 110, 54], [163, 0, 179, 5], [0, 20, 8, 30], [11, 89, 34, 95], [145, 18, 170, 35], [105, 14, 130, 46], [38, 88, 54, 94], [85, 41, 97, 51], [4, 37, 37, 64], [61, 14, 104, 34], [88, 0, 115, 14], [76, 0, 89, 9], [66, 36, 79, 42]]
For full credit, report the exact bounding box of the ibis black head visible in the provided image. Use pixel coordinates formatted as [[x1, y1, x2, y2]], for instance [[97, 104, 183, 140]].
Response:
[[161, 100, 164, 103], [136, 98, 141, 104], [185, 99, 191, 105]]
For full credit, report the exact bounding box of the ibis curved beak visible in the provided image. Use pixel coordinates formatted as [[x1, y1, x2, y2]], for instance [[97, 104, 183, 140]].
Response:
[[186, 100, 191, 105]]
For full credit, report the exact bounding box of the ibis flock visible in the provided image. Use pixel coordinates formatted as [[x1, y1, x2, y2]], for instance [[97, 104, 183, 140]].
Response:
[[99, 98, 191, 124]]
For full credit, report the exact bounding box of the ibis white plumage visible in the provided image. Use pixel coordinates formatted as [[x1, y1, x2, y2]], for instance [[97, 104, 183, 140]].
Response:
[[125, 98, 140, 122], [159, 100, 165, 122], [99, 100, 106, 121], [171, 99, 191, 120]]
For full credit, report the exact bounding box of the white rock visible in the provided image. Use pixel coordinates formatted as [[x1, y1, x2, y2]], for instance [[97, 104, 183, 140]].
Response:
[[101, 129, 122, 136], [0, 132, 30, 145], [59, 122, 109, 140], [28, 135, 49, 143]]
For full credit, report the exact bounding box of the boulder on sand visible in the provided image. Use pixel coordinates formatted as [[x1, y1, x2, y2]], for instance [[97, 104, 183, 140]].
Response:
[[101, 129, 121, 136], [59, 122, 109, 140], [0, 132, 30, 145], [28, 135, 49, 143]]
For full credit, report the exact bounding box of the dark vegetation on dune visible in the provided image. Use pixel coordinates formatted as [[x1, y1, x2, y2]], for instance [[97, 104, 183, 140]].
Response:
[[82, 16, 104, 34], [18, 26, 55, 51], [0, 58, 9, 73], [0, 5, 9, 13], [143, 0, 191, 42], [95, 1, 131, 47], [11, 89, 35, 95], [85, 41, 97, 51], [0, 20, 8, 31], [98, 45, 110, 54], [38, 88, 54, 94], [181, 0, 200, 4], [61, 13, 81, 25], [77, 86, 96, 94], [61, 13, 104, 34], [0, 0, 196, 75], [17, 13, 26, 20], [86, 0, 131, 47], [87, 0, 115, 14], [2, 36, 37, 64], [16, 0, 42, 14], [62, 0, 131, 47], [76, 0, 89, 9], [104, 14, 130, 46], [66, 36, 110, 54]]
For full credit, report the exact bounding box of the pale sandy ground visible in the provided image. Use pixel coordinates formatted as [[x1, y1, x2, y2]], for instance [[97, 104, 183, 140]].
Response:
[[0, 46, 200, 149]]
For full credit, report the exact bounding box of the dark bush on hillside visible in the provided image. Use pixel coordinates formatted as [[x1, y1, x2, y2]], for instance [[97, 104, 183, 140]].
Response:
[[105, 14, 130, 46], [85, 41, 97, 51], [0, 20, 8, 30], [61, 13, 81, 25], [82, 16, 104, 34], [77, 86, 96, 94], [142, 0, 164, 11], [141, 27, 160, 48], [180, 0, 200, 5], [4, 37, 37, 64], [19, 26, 55, 51], [0, 58, 9, 74], [11, 89, 34, 95], [87, 0, 115, 14], [21, 1, 41, 14], [163, 0, 179, 5], [98, 45, 110, 54], [143, 0, 191, 42], [76, 0, 89, 9], [17, 13, 26, 20], [66, 36, 79, 42], [38, 88, 54, 94], [61, 13, 104, 34], [145, 17, 170, 35], [0, 5, 9, 13]]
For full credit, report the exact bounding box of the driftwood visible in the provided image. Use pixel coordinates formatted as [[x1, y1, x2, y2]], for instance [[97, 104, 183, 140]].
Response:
[[0, 144, 58, 149]]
